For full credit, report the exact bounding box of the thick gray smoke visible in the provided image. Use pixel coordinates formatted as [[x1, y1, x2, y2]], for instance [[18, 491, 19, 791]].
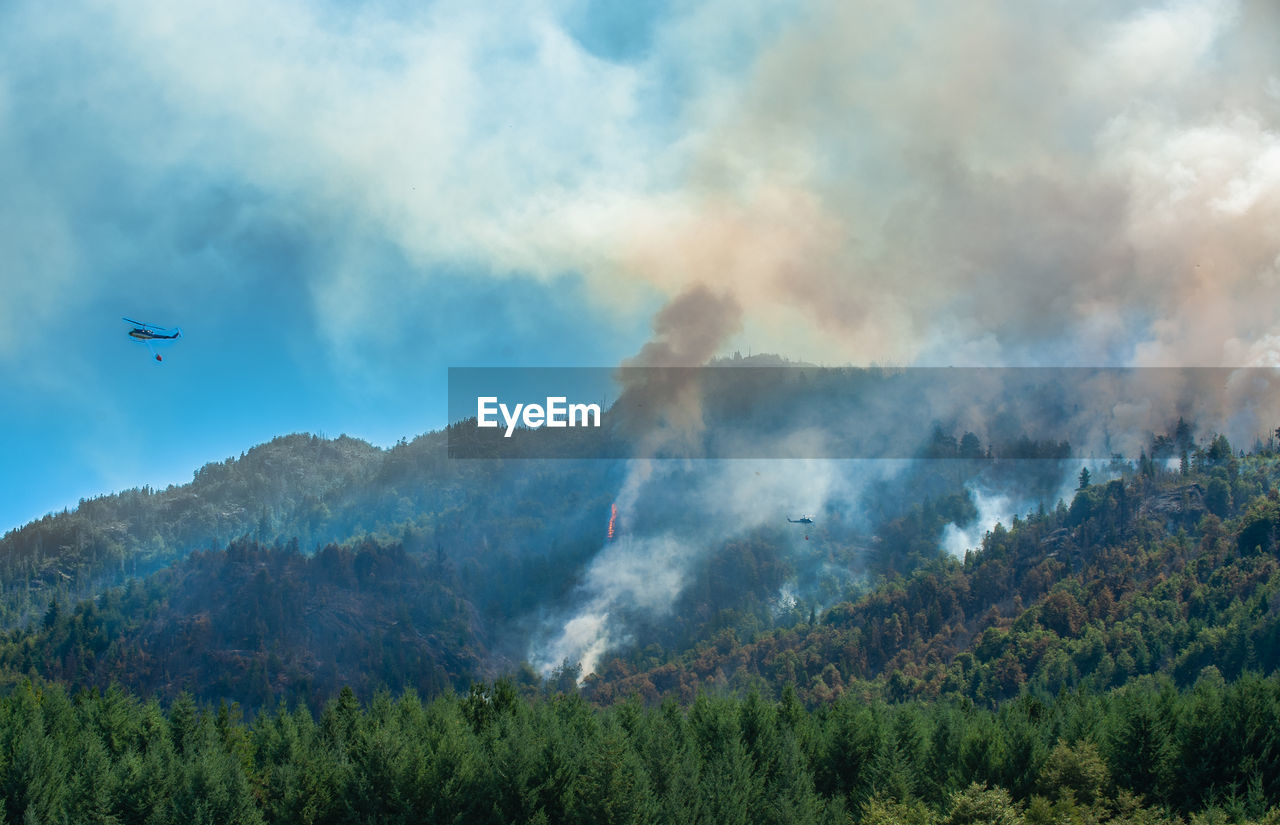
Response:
[[531, 0, 1280, 677], [623, 285, 743, 369], [609, 285, 743, 454], [588, 0, 1280, 370], [537, 284, 750, 676]]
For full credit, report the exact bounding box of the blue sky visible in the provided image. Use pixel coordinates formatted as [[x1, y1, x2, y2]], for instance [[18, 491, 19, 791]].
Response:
[[3, 0, 1279, 531], [0, 0, 675, 528]]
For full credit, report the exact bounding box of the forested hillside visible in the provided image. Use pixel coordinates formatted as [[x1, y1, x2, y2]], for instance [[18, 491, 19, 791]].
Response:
[[0, 433, 621, 643], [587, 450, 1280, 706], [5, 414, 1280, 822], [3, 425, 1279, 717], [0, 539, 487, 711], [0, 434, 386, 625]]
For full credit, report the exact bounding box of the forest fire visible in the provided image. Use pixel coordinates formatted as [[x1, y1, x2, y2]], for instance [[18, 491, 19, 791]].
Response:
[[607, 503, 617, 540]]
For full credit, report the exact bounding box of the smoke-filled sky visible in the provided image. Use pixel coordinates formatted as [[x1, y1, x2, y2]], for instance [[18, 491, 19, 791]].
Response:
[[2, 0, 1278, 531]]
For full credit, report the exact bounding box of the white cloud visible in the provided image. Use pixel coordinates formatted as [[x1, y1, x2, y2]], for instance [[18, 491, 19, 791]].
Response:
[[4, 0, 1278, 371]]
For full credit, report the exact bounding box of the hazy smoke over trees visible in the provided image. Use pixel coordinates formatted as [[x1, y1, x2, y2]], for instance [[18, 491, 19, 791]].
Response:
[[591, 0, 1280, 370]]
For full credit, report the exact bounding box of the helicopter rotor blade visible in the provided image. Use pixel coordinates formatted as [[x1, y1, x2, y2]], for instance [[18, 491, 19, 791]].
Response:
[[123, 317, 174, 333]]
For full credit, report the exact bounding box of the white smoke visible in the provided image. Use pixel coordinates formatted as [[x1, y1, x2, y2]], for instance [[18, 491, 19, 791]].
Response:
[[940, 488, 1017, 560], [535, 457, 888, 677], [535, 532, 696, 677]]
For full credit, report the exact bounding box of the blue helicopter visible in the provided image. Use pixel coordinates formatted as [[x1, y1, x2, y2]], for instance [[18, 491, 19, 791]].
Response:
[[123, 317, 182, 362]]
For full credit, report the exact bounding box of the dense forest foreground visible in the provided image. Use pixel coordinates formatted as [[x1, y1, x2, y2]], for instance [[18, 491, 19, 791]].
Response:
[[2, 672, 1279, 824]]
